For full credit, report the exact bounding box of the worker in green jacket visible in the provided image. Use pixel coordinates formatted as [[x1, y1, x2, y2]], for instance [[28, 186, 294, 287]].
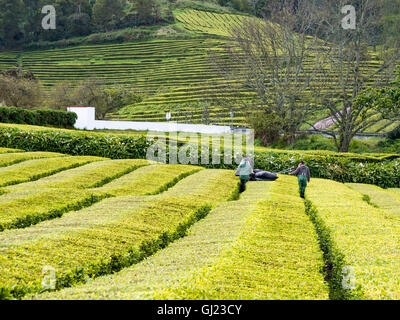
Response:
[[289, 161, 311, 198], [237, 156, 254, 193]]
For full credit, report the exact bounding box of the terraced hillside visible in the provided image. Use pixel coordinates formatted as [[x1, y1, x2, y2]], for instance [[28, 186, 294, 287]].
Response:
[[0, 9, 251, 127], [0, 9, 398, 131]]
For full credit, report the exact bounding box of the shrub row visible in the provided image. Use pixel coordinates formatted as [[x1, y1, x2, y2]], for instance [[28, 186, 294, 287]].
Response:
[[0, 161, 201, 233], [152, 176, 329, 300], [0, 125, 398, 188], [0, 159, 149, 231], [306, 178, 400, 299], [0, 147, 23, 154], [346, 183, 400, 214], [0, 151, 66, 168], [0, 107, 77, 128], [0, 169, 237, 299], [254, 152, 400, 188], [35, 181, 274, 299], [0, 126, 151, 159], [7, 159, 146, 191], [93, 164, 203, 197], [0, 156, 101, 188]]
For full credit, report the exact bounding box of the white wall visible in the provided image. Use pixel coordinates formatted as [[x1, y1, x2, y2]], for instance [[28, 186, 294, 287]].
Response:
[[67, 107, 236, 134], [68, 107, 96, 130]]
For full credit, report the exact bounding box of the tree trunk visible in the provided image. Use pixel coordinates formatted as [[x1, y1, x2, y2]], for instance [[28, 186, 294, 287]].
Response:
[[338, 133, 352, 153]]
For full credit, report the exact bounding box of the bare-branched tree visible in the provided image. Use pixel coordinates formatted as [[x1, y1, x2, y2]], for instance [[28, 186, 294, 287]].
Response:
[[211, 0, 327, 144], [213, 0, 400, 151], [0, 74, 43, 109], [307, 0, 400, 152]]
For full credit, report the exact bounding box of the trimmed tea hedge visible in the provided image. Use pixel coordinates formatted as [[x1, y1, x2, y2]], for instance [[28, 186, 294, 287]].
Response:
[[306, 178, 400, 299], [151, 176, 328, 300], [0, 169, 237, 299], [0, 124, 399, 188], [0, 151, 66, 168], [92, 164, 203, 197], [8, 159, 148, 191], [0, 147, 23, 154], [0, 125, 151, 159], [346, 183, 400, 214], [254, 152, 400, 189], [0, 156, 102, 188], [42, 177, 329, 300], [35, 181, 275, 300], [0, 107, 77, 128]]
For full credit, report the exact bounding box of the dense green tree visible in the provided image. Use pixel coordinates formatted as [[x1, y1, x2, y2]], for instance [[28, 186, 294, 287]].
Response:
[[133, 0, 161, 25], [92, 0, 125, 31], [0, 0, 26, 46]]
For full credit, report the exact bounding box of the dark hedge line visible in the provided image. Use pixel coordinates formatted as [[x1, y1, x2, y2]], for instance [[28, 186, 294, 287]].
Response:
[[0, 126, 398, 188], [253, 152, 400, 189], [0, 127, 151, 159], [0, 107, 77, 129]]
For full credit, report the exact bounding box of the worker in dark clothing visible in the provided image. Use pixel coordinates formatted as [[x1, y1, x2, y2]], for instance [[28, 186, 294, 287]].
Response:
[[237, 157, 254, 193], [289, 161, 311, 198]]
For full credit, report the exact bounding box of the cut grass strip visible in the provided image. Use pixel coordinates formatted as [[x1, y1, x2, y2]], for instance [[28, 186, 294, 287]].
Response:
[[0, 152, 66, 168], [346, 183, 400, 214], [0, 156, 104, 188], [390, 188, 400, 195], [0, 169, 238, 299], [7, 159, 149, 191], [35, 181, 277, 300], [307, 178, 400, 299]]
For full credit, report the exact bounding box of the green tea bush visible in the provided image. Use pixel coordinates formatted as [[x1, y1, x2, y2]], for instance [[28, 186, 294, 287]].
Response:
[[307, 178, 400, 299], [0, 169, 237, 299], [254, 152, 400, 188], [0, 107, 77, 128], [0, 126, 151, 159], [0, 125, 398, 188]]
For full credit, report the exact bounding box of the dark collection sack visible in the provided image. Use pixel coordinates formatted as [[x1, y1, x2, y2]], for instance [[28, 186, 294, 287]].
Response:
[[250, 169, 279, 181], [235, 165, 279, 182]]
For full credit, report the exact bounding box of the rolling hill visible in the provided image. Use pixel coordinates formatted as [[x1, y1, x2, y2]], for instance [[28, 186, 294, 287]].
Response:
[[0, 8, 398, 132]]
